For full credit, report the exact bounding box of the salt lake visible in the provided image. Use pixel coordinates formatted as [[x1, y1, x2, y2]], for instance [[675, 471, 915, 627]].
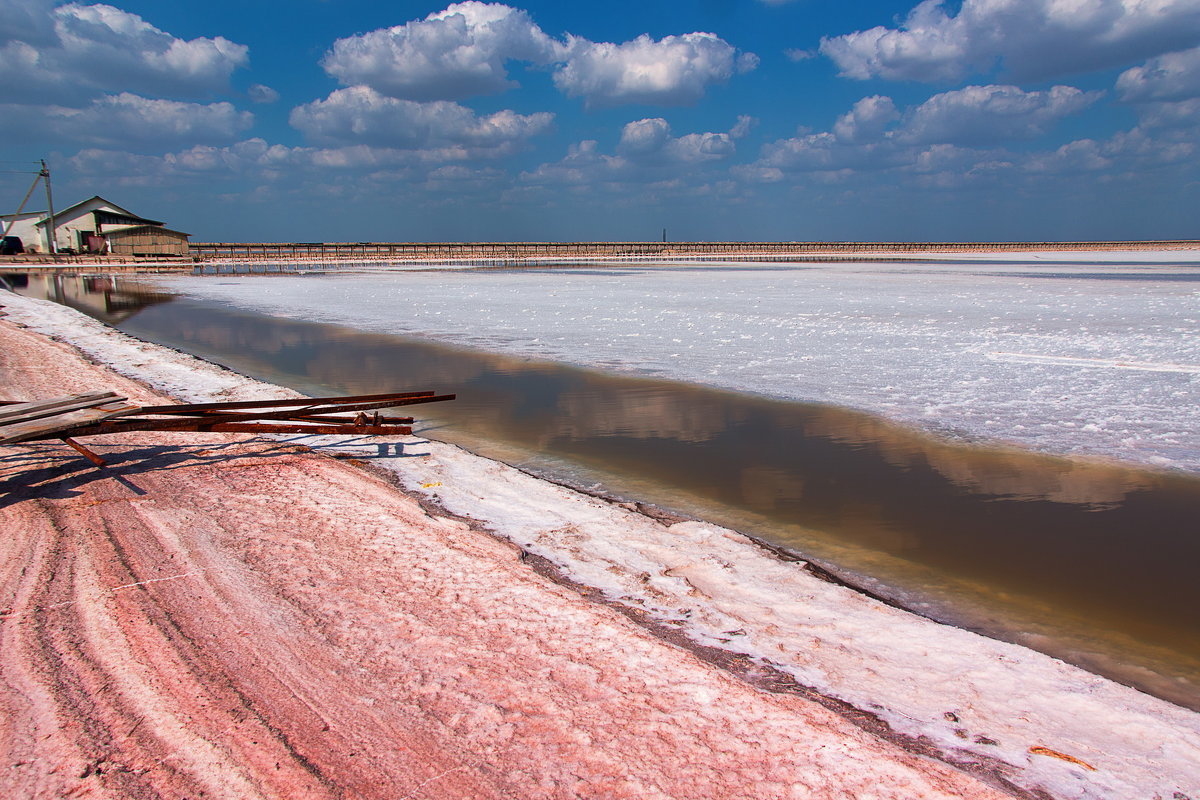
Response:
[[6, 254, 1199, 710]]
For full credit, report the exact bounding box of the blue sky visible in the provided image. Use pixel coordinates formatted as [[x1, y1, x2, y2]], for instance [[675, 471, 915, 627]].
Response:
[[2, 0, 1199, 242]]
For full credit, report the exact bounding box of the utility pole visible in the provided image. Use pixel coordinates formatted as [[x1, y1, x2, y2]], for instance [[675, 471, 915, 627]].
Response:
[[0, 161, 45, 241], [40, 159, 57, 254], [0, 180, 36, 240]]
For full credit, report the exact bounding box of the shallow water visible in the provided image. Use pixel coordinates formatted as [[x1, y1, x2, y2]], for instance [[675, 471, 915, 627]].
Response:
[[7, 270, 1200, 710], [167, 259, 1200, 474]]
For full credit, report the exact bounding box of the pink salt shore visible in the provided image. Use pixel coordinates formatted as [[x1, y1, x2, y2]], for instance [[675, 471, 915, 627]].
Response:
[[0, 317, 1016, 799]]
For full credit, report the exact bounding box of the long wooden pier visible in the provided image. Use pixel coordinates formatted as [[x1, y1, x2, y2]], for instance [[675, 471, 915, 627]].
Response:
[[188, 239, 1200, 261], [4, 240, 1197, 273]]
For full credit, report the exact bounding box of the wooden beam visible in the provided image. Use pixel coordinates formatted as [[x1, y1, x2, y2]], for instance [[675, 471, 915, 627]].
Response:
[[0, 400, 142, 444], [60, 437, 106, 468]]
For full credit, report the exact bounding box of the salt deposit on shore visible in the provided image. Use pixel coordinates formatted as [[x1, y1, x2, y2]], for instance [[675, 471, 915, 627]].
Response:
[[3, 291, 1199, 800], [0, 298, 1006, 800]]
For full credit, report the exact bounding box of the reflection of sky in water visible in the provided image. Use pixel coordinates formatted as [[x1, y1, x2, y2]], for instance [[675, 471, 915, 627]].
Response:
[[165, 261, 1200, 475], [14, 273, 1200, 711]]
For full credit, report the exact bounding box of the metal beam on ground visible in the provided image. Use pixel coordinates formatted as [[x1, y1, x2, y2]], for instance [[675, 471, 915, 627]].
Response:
[[2, 390, 455, 466]]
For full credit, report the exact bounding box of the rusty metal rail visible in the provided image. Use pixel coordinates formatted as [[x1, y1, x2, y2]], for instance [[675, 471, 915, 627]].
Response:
[[1, 390, 455, 467]]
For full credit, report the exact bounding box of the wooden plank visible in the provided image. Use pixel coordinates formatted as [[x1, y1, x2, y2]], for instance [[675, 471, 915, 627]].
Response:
[[0, 391, 120, 420], [0, 391, 122, 423], [0, 400, 142, 444]]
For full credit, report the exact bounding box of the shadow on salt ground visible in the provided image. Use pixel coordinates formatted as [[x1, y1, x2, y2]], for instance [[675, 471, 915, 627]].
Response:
[[288, 436, 432, 460], [0, 435, 433, 509], [0, 439, 313, 508]]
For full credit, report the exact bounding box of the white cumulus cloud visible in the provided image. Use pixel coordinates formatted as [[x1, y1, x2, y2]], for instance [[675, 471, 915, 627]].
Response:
[[52, 3, 247, 94], [738, 79, 1196, 194], [1024, 126, 1195, 174], [0, 92, 252, 147], [519, 139, 621, 186], [616, 117, 672, 155], [248, 84, 280, 104], [900, 84, 1102, 145], [1135, 97, 1200, 127], [820, 0, 1200, 83], [616, 117, 740, 162], [1117, 45, 1200, 102], [321, 1, 563, 101], [289, 85, 553, 155], [62, 134, 527, 191], [750, 131, 907, 175], [64, 138, 304, 188], [322, 3, 755, 107], [554, 32, 757, 108], [0, 0, 57, 45], [0, 2, 248, 102], [740, 83, 1107, 184], [833, 96, 900, 143], [524, 116, 748, 189]]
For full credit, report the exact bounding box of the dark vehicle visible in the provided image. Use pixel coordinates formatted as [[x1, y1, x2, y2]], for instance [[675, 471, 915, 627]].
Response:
[[1, 236, 24, 255]]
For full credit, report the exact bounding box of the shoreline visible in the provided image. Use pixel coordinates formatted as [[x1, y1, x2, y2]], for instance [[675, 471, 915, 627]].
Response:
[[23, 272, 1200, 704], [0, 296, 1020, 800], [3, 291, 1200, 799]]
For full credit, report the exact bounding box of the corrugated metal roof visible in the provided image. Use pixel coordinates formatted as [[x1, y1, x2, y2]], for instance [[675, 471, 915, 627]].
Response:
[[95, 210, 165, 227], [105, 224, 191, 238]]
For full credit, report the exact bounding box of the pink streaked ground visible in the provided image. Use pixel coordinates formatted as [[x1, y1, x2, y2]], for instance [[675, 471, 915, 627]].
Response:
[[0, 318, 1013, 798]]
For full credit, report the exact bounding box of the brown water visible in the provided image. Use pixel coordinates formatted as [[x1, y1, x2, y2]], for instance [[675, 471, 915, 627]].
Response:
[[8, 272, 1200, 710]]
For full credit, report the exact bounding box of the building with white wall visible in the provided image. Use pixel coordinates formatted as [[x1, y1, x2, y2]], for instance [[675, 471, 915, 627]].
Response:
[[0, 196, 190, 256]]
